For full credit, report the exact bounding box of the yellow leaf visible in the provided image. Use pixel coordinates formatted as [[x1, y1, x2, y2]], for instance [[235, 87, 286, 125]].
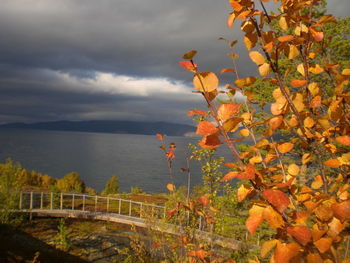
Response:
[[237, 184, 252, 202], [292, 93, 305, 112], [166, 183, 176, 192], [250, 155, 263, 164], [249, 51, 265, 65], [240, 128, 250, 137], [193, 72, 219, 92], [342, 68, 350, 75], [279, 16, 289, 31], [259, 63, 271, 76], [261, 240, 279, 258], [288, 164, 300, 176], [297, 63, 305, 76], [309, 64, 324, 74], [244, 33, 257, 50], [302, 153, 312, 164], [287, 44, 300, 59], [308, 82, 320, 96], [304, 117, 315, 128]]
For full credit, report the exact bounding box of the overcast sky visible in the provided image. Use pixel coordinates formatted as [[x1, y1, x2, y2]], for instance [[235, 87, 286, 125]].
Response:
[[0, 0, 347, 124]]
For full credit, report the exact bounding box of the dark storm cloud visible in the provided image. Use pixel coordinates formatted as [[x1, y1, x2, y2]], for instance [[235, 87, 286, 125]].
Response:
[[0, 0, 347, 124]]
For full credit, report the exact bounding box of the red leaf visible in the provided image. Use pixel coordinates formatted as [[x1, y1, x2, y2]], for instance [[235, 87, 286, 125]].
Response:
[[262, 189, 290, 213], [198, 134, 221, 149], [187, 109, 207, 116], [310, 27, 324, 42], [179, 61, 197, 72], [314, 238, 332, 253], [246, 213, 263, 235], [196, 121, 218, 135], [221, 171, 239, 182], [287, 226, 311, 246], [236, 164, 256, 180]]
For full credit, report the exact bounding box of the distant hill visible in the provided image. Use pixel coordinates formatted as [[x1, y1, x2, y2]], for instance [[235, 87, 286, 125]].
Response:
[[0, 120, 196, 136]]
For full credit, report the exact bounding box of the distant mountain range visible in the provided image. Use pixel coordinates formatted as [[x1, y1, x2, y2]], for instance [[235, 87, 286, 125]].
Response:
[[0, 120, 196, 137]]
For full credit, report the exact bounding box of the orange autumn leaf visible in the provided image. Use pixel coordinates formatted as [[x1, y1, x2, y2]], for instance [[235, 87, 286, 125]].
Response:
[[332, 201, 350, 221], [156, 134, 164, 141], [261, 239, 279, 258], [263, 206, 284, 229], [306, 253, 323, 263], [249, 51, 265, 65], [236, 164, 256, 180], [262, 189, 290, 213], [246, 212, 264, 235], [278, 35, 294, 42], [291, 79, 307, 87], [324, 158, 341, 168], [199, 134, 221, 149], [336, 135, 350, 146], [220, 68, 236, 74], [227, 12, 236, 28], [221, 171, 239, 182], [166, 183, 176, 192], [314, 237, 333, 253], [196, 121, 218, 135], [269, 115, 284, 130], [198, 196, 209, 206], [179, 61, 197, 72], [274, 243, 300, 263], [287, 226, 311, 246], [217, 103, 242, 121], [187, 109, 207, 116], [277, 142, 294, 154], [310, 27, 324, 42]]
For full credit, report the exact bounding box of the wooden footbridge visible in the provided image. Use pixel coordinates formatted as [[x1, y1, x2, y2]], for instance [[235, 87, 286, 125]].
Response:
[[17, 191, 242, 250]]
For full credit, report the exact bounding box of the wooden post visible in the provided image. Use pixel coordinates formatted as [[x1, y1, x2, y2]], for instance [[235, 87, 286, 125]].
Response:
[[60, 193, 63, 210], [118, 199, 121, 214], [151, 205, 155, 218], [19, 191, 22, 210], [163, 206, 166, 219], [30, 192, 33, 210], [50, 192, 53, 210], [129, 200, 132, 216], [83, 195, 85, 211], [95, 196, 98, 212], [140, 203, 143, 218], [40, 192, 43, 209], [107, 197, 110, 213], [199, 216, 202, 230], [72, 194, 75, 210]]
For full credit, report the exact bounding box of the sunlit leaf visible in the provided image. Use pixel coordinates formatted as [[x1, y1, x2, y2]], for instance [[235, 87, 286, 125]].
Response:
[[263, 206, 284, 228], [218, 103, 242, 121], [297, 63, 305, 76], [240, 128, 250, 137], [156, 134, 164, 141], [244, 33, 258, 50], [277, 142, 294, 154], [278, 35, 294, 42], [306, 253, 323, 263], [287, 226, 311, 245], [274, 242, 300, 263], [167, 183, 176, 192], [324, 159, 341, 168], [311, 175, 324, 190], [261, 239, 279, 258], [199, 196, 209, 206], [336, 136, 350, 146], [196, 121, 218, 135], [332, 201, 350, 221], [259, 63, 271, 76], [193, 72, 219, 92], [291, 79, 307, 88], [187, 109, 207, 116], [237, 184, 252, 202], [246, 212, 263, 235], [309, 64, 324, 74], [314, 237, 333, 253], [227, 12, 236, 28], [220, 68, 236, 74], [249, 51, 265, 65], [262, 189, 290, 213], [310, 27, 324, 42], [288, 164, 299, 176], [179, 61, 197, 72]]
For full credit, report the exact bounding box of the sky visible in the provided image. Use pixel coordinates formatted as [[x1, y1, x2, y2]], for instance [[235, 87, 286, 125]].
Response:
[[0, 0, 347, 125]]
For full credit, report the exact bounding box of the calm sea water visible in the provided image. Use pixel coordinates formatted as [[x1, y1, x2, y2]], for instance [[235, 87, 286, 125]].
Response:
[[0, 129, 232, 193]]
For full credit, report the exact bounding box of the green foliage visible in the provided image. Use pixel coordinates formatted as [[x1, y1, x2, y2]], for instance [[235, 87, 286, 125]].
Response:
[[130, 186, 145, 194], [0, 159, 24, 225], [102, 175, 119, 195], [56, 172, 85, 193], [54, 219, 71, 252]]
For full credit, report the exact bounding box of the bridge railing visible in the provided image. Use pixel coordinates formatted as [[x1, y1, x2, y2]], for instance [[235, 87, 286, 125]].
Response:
[[19, 191, 166, 220]]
